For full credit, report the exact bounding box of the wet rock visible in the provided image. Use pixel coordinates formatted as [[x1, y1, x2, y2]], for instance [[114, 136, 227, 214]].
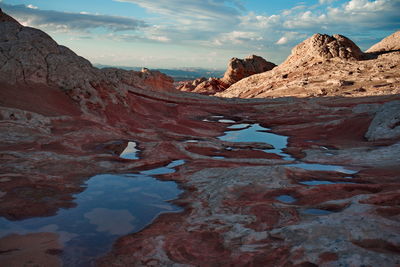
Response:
[[365, 101, 400, 141], [0, 233, 62, 267]]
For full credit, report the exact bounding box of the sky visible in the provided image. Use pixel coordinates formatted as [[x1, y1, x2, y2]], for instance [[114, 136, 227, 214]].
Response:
[[1, 0, 399, 69]]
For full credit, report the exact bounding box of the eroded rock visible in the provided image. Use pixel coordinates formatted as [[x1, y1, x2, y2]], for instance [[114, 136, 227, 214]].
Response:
[[282, 33, 364, 68], [365, 101, 400, 141], [221, 55, 276, 84], [176, 55, 275, 95]]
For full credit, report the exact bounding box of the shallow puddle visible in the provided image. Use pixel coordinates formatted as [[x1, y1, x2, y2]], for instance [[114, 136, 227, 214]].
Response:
[[218, 123, 292, 160], [299, 180, 356, 185], [287, 163, 357, 174], [217, 121, 358, 174], [0, 172, 183, 266], [140, 160, 185, 175], [275, 195, 297, 203], [302, 209, 335, 215]]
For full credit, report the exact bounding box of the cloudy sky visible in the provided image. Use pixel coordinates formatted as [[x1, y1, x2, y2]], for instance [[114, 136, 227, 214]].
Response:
[[1, 0, 399, 69]]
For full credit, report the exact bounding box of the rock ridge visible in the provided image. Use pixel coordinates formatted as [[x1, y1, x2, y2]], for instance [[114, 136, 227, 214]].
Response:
[[217, 32, 400, 98]]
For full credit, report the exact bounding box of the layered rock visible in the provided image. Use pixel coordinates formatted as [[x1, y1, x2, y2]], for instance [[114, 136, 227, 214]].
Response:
[[367, 30, 400, 53], [1, 10, 400, 267], [176, 55, 275, 95]]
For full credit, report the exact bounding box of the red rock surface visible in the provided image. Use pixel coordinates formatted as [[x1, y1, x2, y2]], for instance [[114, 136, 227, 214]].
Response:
[[1, 10, 400, 267]]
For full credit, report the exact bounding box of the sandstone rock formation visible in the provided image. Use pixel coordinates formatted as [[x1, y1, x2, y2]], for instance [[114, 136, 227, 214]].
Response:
[[221, 55, 277, 84], [1, 10, 400, 267], [281, 34, 364, 68], [176, 55, 275, 95], [190, 77, 229, 94], [176, 77, 207, 92], [367, 30, 400, 53], [217, 33, 400, 98]]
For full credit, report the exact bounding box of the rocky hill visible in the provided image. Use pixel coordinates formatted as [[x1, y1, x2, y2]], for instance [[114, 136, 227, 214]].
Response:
[[216, 32, 400, 98], [0, 8, 176, 117]]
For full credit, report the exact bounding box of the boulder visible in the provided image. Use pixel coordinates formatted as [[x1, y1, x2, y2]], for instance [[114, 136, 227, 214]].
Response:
[[365, 101, 400, 141]]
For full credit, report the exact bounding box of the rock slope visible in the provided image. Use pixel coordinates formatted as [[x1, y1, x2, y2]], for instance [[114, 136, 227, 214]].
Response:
[[367, 30, 400, 53], [0, 9, 175, 116], [217, 32, 400, 98]]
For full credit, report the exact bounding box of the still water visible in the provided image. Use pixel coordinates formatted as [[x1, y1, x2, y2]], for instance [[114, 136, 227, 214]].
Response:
[[0, 171, 183, 266]]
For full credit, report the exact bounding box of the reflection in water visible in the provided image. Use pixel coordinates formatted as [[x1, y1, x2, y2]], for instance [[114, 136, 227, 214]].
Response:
[[140, 160, 185, 175], [227, 124, 251, 129], [218, 122, 358, 174], [218, 119, 236, 123], [218, 123, 292, 160], [0, 173, 183, 266], [119, 141, 139, 160]]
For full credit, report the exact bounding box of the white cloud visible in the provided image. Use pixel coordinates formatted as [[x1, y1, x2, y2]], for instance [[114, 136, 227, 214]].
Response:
[[276, 32, 307, 46], [284, 0, 400, 31], [1, 0, 399, 66], [26, 4, 38, 9], [115, 0, 242, 30], [319, 0, 336, 4], [84, 208, 135, 235], [210, 30, 265, 48], [239, 12, 281, 29], [0, 3, 147, 32], [276, 36, 288, 45]]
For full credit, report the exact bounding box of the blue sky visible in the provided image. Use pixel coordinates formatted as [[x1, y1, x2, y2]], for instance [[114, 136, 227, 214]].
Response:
[[1, 0, 399, 69]]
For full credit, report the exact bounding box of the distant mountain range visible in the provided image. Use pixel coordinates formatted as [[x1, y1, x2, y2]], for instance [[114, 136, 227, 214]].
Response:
[[95, 64, 225, 82]]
